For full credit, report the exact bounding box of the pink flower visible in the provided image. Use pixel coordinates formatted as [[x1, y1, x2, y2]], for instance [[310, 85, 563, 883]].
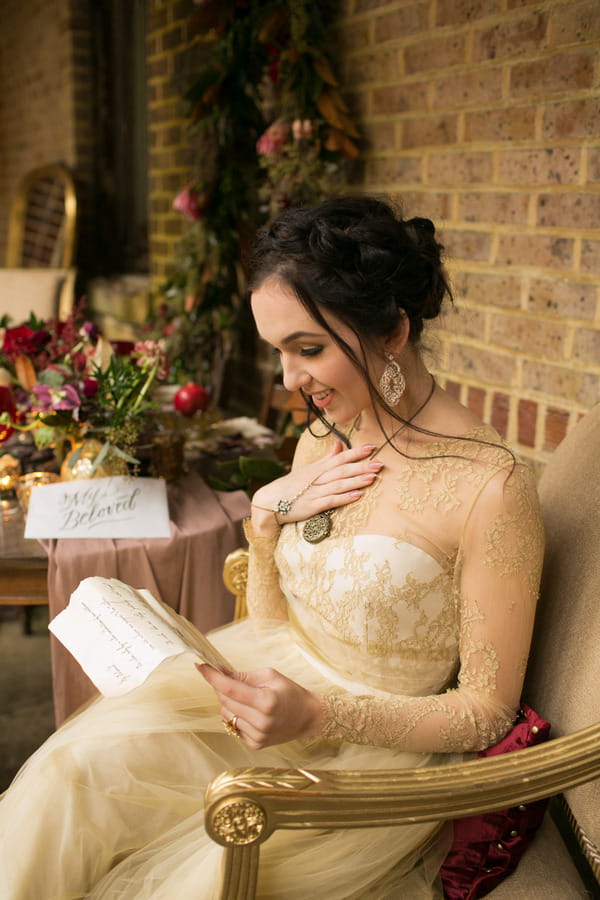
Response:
[[32, 383, 81, 413], [132, 340, 168, 380], [173, 182, 206, 222], [256, 120, 289, 157]]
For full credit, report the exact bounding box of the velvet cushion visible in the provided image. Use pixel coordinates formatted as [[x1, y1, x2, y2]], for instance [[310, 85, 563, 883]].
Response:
[[439, 704, 551, 900]]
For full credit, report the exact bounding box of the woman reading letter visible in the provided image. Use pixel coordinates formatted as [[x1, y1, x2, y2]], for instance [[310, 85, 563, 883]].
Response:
[[0, 196, 544, 898]]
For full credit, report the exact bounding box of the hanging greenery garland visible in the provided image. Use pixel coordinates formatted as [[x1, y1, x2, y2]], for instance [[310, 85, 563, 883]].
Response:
[[154, 0, 361, 401]]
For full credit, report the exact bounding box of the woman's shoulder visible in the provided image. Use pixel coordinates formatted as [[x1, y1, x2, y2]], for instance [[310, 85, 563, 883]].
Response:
[[292, 420, 339, 468]]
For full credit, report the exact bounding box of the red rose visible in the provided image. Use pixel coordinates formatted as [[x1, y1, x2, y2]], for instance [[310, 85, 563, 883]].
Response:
[[2, 325, 49, 361]]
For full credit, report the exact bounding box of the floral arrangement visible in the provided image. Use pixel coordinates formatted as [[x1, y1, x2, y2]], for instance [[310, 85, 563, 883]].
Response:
[[0, 307, 168, 474], [156, 0, 360, 402]]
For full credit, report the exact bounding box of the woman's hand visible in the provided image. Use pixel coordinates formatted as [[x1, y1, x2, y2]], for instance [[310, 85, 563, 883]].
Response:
[[197, 664, 324, 749], [251, 440, 382, 535]]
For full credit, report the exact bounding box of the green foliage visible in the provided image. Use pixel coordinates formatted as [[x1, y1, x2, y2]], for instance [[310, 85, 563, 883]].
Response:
[[208, 454, 287, 496], [155, 0, 360, 396]]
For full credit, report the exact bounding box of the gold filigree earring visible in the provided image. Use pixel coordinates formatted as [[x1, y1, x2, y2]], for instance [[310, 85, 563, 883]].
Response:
[[379, 354, 406, 406]]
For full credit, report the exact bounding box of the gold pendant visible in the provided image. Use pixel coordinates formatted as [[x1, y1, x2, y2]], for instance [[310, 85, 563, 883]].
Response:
[[302, 510, 333, 544]]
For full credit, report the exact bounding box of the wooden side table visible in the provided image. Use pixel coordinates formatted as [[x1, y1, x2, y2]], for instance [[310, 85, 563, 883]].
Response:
[[0, 505, 48, 634]]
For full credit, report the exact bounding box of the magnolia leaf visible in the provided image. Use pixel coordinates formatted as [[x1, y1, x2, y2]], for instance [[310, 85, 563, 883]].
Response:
[[258, 8, 286, 44], [110, 444, 140, 465], [316, 91, 360, 139], [324, 127, 361, 159], [14, 355, 37, 391], [89, 441, 110, 475], [313, 56, 339, 87], [238, 456, 286, 482]]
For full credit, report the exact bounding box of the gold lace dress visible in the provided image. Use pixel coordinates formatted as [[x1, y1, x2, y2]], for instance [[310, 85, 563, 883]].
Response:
[[0, 425, 544, 900]]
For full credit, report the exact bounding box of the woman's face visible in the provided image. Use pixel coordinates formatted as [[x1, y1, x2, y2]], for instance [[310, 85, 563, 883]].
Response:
[[251, 278, 378, 426]]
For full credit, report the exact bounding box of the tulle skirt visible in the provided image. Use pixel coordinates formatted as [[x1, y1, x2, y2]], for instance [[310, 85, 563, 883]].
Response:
[[0, 618, 451, 900]]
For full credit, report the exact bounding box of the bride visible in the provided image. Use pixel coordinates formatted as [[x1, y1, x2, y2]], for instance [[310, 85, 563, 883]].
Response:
[[0, 195, 544, 899]]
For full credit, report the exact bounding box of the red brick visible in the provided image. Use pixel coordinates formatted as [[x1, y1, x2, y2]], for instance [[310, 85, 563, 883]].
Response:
[[491, 314, 567, 358], [433, 68, 503, 111], [453, 272, 522, 309], [497, 148, 581, 186], [361, 120, 396, 151], [572, 327, 600, 365], [472, 11, 548, 61], [464, 107, 536, 142], [402, 116, 458, 149], [544, 407, 570, 451], [366, 155, 423, 185], [581, 240, 600, 274], [460, 191, 529, 225], [527, 279, 596, 320], [467, 386, 486, 417], [427, 151, 493, 184], [510, 52, 595, 98], [548, 0, 600, 46], [537, 193, 600, 229], [449, 344, 516, 385], [371, 83, 429, 115], [518, 398, 538, 447], [495, 234, 574, 269], [345, 48, 400, 84], [374, 4, 429, 42], [589, 148, 600, 184], [355, 0, 389, 11], [392, 190, 452, 222], [491, 392, 510, 438], [442, 228, 492, 262], [436, 0, 502, 27], [441, 304, 487, 340], [405, 35, 466, 74], [543, 98, 600, 139], [522, 360, 599, 406]]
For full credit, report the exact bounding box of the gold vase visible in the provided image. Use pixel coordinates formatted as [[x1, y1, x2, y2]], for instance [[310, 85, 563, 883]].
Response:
[[60, 439, 129, 481]]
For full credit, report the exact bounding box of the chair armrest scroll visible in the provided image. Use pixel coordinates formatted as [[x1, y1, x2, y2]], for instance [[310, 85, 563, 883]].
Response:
[[206, 722, 600, 847]]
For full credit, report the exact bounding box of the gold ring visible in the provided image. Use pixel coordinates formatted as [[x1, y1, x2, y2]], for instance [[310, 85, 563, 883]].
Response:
[[223, 715, 241, 738]]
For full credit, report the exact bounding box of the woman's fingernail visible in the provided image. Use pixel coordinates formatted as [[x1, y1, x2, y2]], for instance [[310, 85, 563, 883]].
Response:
[[350, 490, 364, 498], [362, 444, 377, 452], [368, 460, 384, 471]]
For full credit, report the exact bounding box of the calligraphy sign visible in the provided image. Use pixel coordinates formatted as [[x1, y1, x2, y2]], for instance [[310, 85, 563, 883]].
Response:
[[24, 475, 171, 539]]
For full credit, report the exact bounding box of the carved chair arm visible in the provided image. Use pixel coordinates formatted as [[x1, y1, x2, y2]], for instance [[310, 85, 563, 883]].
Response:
[[204, 721, 600, 900]]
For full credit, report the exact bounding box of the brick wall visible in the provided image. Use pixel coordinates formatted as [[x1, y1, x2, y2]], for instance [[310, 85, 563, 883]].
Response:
[[145, 0, 194, 287], [0, 0, 94, 272], [335, 0, 600, 469]]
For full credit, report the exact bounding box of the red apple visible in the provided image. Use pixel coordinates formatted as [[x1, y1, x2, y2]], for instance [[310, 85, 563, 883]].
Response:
[[173, 382, 209, 417]]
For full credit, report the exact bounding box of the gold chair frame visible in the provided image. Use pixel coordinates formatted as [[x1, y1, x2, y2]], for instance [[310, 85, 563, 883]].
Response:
[[205, 725, 600, 899], [5, 164, 77, 269]]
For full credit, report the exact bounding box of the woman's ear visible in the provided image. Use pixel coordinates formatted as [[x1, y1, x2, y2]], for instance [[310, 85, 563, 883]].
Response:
[[383, 313, 410, 357]]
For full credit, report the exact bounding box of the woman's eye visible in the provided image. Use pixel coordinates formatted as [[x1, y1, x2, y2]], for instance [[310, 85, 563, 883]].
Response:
[[300, 347, 323, 357]]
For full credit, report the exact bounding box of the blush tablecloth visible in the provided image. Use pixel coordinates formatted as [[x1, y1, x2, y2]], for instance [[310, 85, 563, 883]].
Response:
[[43, 472, 250, 725]]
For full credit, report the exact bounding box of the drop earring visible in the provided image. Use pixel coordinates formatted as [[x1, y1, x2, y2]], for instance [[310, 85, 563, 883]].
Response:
[[379, 354, 406, 406]]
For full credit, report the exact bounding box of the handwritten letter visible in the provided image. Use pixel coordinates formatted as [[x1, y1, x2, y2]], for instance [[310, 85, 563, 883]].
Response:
[[49, 576, 232, 696]]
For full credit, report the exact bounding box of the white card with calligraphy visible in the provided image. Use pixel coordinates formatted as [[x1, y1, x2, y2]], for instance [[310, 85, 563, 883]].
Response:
[[24, 476, 171, 539], [49, 576, 233, 696]]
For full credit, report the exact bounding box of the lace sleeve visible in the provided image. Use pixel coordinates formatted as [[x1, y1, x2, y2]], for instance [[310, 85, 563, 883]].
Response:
[[320, 460, 545, 753], [245, 428, 328, 621]]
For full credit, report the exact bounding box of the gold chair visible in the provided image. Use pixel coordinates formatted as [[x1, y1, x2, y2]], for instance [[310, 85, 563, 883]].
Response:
[[5, 163, 77, 269], [211, 403, 600, 899], [2, 164, 77, 322]]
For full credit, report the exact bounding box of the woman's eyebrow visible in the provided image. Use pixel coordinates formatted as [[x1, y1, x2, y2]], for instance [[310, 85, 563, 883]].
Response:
[[281, 330, 326, 345]]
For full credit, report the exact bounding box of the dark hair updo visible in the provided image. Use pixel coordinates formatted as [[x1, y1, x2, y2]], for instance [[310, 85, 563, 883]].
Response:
[[249, 195, 452, 347]]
